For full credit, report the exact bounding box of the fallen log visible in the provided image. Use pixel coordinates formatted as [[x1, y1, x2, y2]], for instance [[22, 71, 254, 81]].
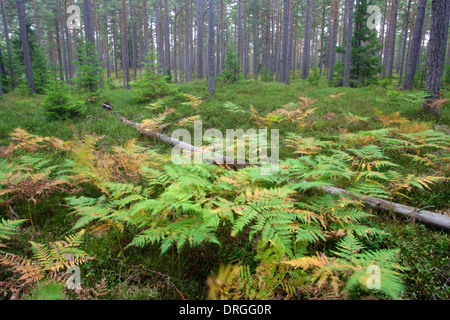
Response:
[[102, 101, 113, 110], [322, 186, 450, 231], [119, 116, 248, 170], [114, 107, 450, 231]]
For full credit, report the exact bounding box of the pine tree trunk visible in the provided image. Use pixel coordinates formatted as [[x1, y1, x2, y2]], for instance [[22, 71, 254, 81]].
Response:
[[328, 0, 339, 83], [55, 19, 64, 81], [1, 0, 13, 84], [398, 0, 412, 87], [253, 0, 258, 81], [190, 1, 194, 76], [208, 0, 216, 94], [319, 3, 326, 75], [104, 0, 111, 79], [219, 0, 224, 72], [173, 6, 179, 83], [16, 0, 35, 94], [197, 0, 204, 80], [185, 0, 190, 82], [112, 17, 119, 78], [424, 0, 449, 115], [156, 0, 164, 73], [32, 0, 43, 53], [301, 0, 312, 80], [382, 0, 392, 77], [281, 0, 289, 83], [285, 0, 293, 85], [343, 0, 354, 87], [275, 0, 281, 81], [244, 0, 249, 79], [120, 0, 130, 88], [58, 0, 69, 83], [164, 0, 171, 74], [129, 0, 137, 81], [387, 0, 398, 78], [142, 0, 149, 64], [403, 0, 427, 90], [0, 48, 4, 95]]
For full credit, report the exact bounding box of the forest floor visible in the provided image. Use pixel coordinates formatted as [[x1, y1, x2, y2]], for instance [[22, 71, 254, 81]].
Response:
[[0, 75, 449, 300]]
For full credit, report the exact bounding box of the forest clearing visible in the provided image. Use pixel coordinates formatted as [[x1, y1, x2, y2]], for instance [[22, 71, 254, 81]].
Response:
[[0, 0, 449, 303]]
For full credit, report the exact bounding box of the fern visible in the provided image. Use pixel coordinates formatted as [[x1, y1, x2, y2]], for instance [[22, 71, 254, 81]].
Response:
[[283, 234, 405, 299], [0, 219, 26, 247]]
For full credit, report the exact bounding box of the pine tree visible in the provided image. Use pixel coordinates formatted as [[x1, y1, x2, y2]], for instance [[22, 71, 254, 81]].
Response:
[[16, 0, 36, 94], [345, 0, 382, 86]]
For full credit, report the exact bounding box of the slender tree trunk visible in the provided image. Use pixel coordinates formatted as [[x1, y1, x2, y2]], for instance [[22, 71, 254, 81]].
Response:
[[142, 0, 149, 64], [424, 0, 449, 114], [32, 0, 43, 53], [382, 0, 392, 76], [281, 0, 289, 83], [328, 0, 339, 83], [343, 0, 354, 87], [208, 0, 216, 94], [237, 0, 243, 67], [253, 0, 258, 81], [112, 17, 119, 78], [156, 0, 164, 73], [319, 3, 326, 75], [275, 0, 281, 81], [121, 0, 130, 88], [173, 6, 178, 83], [285, 0, 293, 85], [197, 0, 204, 79], [302, 0, 312, 79], [104, 0, 111, 79], [379, 0, 388, 66], [164, 0, 171, 75], [185, 0, 191, 82], [58, 0, 69, 83], [398, 0, 412, 87], [190, 1, 194, 75], [387, 0, 399, 78], [1, 0, 13, 84], [129, 0, 137, 80], [0, 48, 4, 95], [403, 0, 427, 90], [16, 0, 35, 94], [55, 19, 64, 81], [244, 0, 249, 79], [84, 0, 98, 90]]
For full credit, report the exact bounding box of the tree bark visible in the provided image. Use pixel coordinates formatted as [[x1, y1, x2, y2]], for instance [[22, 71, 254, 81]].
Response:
[[328, 0, 339, 83], [120, 0, 130, 88], [285, 0, 293, 85], [208, 0, 216, 94], [403, 0, 427, 90], [424, 0, 449, 115], [398, 0, 412, 87], [142, 0, 149, 65], [319, 3, 326, 75], [156, 0, 164, 73], [253, 0, 258, 81], [197, 0, 204, 80], [164, 0, 171, 74], [343, 0, 354, 87], [237, 0, 243, 67], [281, 0, 289, 83], [1, 0, 13, 83], [129, 0, 137, 81], [185, 0, 191, 82], [302, 0, 312, 80], [16, 0, 36, 94]]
